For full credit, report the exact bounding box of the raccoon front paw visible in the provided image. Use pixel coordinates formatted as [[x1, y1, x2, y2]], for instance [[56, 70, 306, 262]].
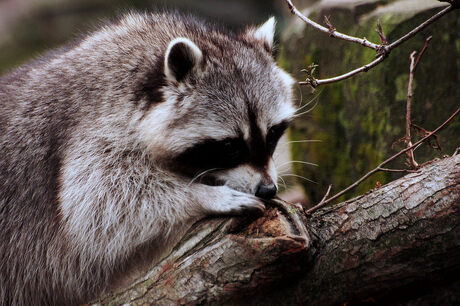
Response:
[[207, 186, 265, 216]]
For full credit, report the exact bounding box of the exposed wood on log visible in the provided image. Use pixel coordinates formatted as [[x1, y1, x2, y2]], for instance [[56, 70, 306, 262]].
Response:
[[95, 154, 460, 305]]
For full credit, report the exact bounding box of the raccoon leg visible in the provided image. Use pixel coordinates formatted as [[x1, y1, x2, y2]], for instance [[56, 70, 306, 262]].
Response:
[[192, 184, 265, 216]]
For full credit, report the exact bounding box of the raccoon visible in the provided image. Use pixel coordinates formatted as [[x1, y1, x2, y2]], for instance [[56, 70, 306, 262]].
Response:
[[0, 12, 295, 305]]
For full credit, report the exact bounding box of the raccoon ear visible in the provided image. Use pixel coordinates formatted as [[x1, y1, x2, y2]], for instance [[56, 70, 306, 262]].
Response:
[[245, 17, 276, 53], [164, 38, 203, 83]]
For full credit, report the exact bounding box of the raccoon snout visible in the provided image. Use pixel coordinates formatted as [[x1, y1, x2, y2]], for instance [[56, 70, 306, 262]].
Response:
[[255, 182, 277, 200]]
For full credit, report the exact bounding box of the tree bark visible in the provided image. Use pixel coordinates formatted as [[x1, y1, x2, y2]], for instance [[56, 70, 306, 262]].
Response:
[[96, 154, 460, 305]]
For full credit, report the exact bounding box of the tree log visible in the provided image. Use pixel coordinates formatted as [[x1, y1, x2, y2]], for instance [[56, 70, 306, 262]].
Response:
[[96, 154, 460, 305]]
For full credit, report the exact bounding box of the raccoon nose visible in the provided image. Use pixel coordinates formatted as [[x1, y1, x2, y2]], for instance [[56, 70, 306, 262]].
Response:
[[255, 183, 277, 200]]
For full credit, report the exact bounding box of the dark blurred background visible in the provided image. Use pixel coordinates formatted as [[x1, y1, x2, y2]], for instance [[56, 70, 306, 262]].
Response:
[[1, 0, 459, 206], [0, 0, 283, 74]]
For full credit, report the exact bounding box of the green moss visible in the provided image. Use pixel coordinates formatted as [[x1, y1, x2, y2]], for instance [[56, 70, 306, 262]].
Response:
[[394, 74, 410, 101], [283, 2, 459, 205]]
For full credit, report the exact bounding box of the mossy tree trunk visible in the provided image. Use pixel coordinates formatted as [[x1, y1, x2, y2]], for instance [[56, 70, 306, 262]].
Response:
[[281, 0, 460, 204], [95, 154, 460, 305]]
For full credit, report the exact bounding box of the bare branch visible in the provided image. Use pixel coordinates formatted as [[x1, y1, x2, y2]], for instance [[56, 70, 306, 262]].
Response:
[[323, 15, 336, 35], [404, 36, 433, 168], [305, 184, 332, 214], [287, 0, 458, 215], [375, 19, 388, 45], [285, 0, 455, 88], [413, 36, 433, 71], [411, 123, 442, 151], [388, 5, 453, 51], [378, 168, 419, 173], [438, 0, 460, 8], [405, 51, 419, 168], [305, 107, 460, 215], [299, 55, 385, 87], [453, 147, 460, 155], [284, 0, 380, 50]]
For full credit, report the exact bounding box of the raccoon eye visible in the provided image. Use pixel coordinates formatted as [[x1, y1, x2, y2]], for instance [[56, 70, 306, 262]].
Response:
[[222, 139, 244, 166], [267, 121, 289, 155], [176, 137, 247, 171]]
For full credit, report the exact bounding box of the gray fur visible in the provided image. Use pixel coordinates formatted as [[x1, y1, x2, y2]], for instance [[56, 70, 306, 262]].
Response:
[[0, 12, 295, 305]]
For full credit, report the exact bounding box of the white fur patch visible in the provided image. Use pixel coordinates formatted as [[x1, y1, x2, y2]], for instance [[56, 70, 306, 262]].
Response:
[[214, 162, 277, 195], [250, 17, 276, 49], [138, 99, 241, 156], [164, 37, 203, 83]]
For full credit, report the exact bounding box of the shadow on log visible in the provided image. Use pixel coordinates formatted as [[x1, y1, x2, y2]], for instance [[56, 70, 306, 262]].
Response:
[[96, 154, 460, 305]]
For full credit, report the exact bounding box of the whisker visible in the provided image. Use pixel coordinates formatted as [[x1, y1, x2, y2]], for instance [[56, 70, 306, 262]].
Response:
[[287, 139, 322, 144], [294, 99, 320, 117], [280, 173, 318, 184], [295, 95, 317, 113], [296, 83, 304, 107], [278, 175, 287, 189], [295, 88, 323, 113], [277, 176, 298, 191], [277, 160, 319, 168], [187, 168, 221, 186], [412, 143, 423, 152]]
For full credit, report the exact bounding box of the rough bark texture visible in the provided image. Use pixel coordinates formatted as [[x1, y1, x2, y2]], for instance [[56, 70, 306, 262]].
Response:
[[95, 154, 460, 305]]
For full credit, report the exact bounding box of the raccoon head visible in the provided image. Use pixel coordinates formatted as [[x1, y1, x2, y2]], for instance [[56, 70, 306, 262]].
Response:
[[138, 17, 295, 199]]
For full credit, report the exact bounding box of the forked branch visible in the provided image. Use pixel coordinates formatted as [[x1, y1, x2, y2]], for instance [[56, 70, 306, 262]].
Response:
[[299, 55, 386, 87], [285, 0, 381, 51], [404, 36, 432, 168], [285, 0, 456, 87]]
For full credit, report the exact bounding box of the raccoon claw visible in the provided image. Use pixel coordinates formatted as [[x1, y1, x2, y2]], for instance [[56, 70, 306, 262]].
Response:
[[232, 201, 265, 214], [208, 187, 265, 216], [224, 194, 265, 215]]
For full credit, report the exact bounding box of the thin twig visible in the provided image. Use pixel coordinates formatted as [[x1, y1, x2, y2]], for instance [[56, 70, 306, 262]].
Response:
[[376, 19, 388, 45], [405, 51, 419, 168], [286, 0, 455, 88], [307, 184, 332, 213], [299, 55, 386, 87], [305, 107, 460, 215], [284, 0, 381, 50], [448, 0, 459, 8], [324, 15, 336, 35], [439, 0, 459, 8], [387, 5, 453, 51], [378, 168, 419, 173], [411, 123, 442, 151], [453, 147, 460, 156], [413, 36, 432, 71], [405, 36, 432, 168], [439, 0, 459, 7]]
